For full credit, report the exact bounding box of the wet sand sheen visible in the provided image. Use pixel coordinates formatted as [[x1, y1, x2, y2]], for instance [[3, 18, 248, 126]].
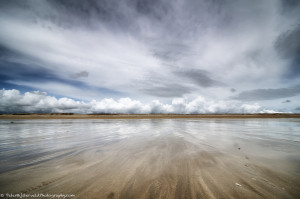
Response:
[[0, 119, 299, 198], [1, 136, 299, 198]]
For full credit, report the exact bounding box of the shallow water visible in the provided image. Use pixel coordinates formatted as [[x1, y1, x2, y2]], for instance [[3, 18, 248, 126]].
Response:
[[0, 119, 300, 198]]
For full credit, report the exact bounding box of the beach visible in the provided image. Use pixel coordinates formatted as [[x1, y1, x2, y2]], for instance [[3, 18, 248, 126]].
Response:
[[0, 118, 299, 198], [2, 0, 299, 198]]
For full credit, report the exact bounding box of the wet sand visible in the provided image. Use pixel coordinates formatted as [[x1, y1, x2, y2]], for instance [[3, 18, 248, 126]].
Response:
[[0, 119, 299, 199], [1, 136, 299, 198]]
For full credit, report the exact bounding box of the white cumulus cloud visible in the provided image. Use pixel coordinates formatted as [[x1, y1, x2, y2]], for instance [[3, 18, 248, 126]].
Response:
[[0, 89, 277, 114]]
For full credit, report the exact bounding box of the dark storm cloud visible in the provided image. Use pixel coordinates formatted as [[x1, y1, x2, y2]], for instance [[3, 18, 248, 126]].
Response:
[[232, 85, 300, 101], [275, 26, 300, 77], [280, 0, 300, 13], [175, 69, 224, 87]]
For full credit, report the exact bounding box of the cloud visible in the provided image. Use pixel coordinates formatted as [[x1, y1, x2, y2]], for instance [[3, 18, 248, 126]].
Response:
[[275, 26, 300, 77], [0, 0, 299, 109], [0, 89, 89, 113], [174, 69, 224, 87], [70, 71, 89, 79], [230, 88, 236, 93], [0, 89, 276, 114], [142, 84, 193, 97], [232, 85, 300, 101], [275, 26, 300, 59], [280, 0, 300, 11], [151, 43, 190, 62], [7, 80, 122, 101], [282, 99, 291, 103]]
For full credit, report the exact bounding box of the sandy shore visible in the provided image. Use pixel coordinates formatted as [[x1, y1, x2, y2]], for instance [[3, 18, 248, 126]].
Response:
[[0, 135, 299, 199], [1, 113, 300, 119], [0, 118, 299, 198]]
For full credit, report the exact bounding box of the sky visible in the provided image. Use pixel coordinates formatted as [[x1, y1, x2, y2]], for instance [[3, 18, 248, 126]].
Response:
[[0, 0, 300, 114]]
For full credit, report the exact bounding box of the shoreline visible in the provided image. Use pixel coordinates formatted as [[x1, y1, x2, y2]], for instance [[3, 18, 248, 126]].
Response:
[[1, 113, 300, 119]]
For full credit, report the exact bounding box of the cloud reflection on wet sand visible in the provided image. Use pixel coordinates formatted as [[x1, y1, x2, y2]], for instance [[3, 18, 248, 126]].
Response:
[[0, 119, 299, 198]]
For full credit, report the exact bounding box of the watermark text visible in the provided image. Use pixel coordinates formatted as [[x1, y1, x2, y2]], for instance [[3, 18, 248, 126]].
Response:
[[0, 193, 75, 199]]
